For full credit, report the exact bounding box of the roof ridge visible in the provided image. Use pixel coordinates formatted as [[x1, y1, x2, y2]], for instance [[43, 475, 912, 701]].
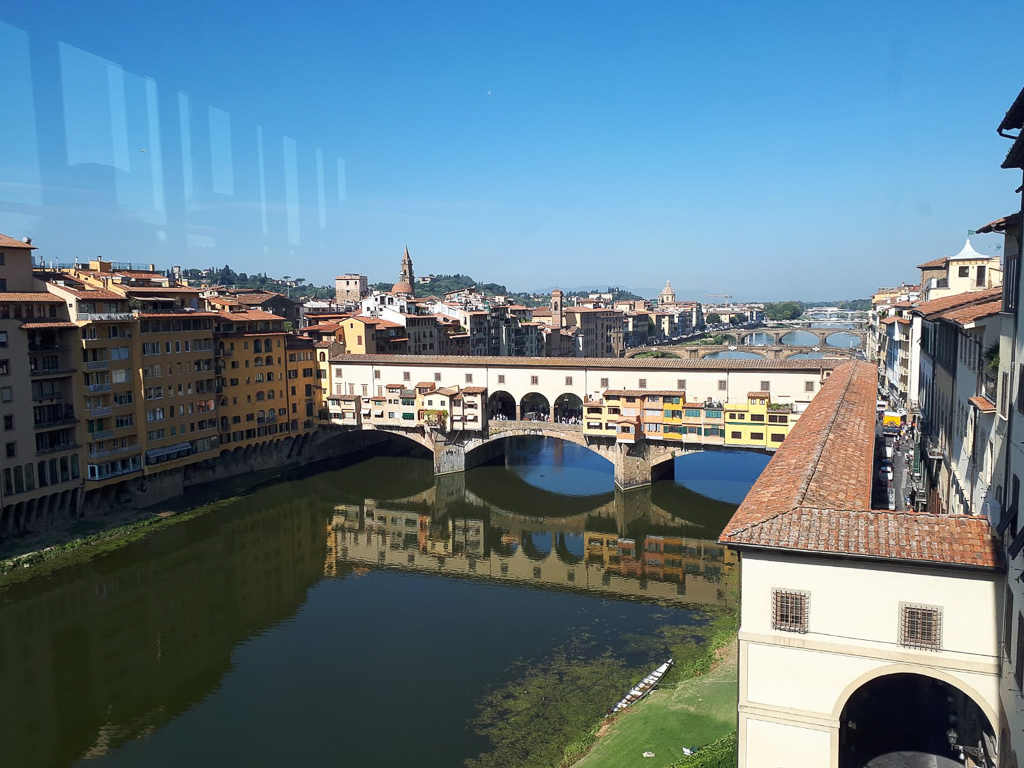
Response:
[[722, 363, 859, 539]]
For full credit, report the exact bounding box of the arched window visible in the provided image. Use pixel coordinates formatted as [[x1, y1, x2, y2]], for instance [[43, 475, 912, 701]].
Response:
[[264, 355, 273, 366], [319, 352, 326, 362]]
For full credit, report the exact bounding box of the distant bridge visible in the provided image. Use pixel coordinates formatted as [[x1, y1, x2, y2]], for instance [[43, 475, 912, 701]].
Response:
[[625, 344, 857, 361], [735, 326, 867, 347]]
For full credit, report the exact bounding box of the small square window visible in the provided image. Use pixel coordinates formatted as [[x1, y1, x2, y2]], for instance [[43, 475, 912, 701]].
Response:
[[0, 387, 10, 403], [497, 375, 505, 384], [718, 380, 727, 391], [958, 265, 970, 278], [601, 377, 609, 389], [565, 376, 573, 386], [4, 442, 15, 458], [531, 375, 539, 385], [465, 374, 473, 383], [760, 380, 770, 391], [900, 604, 941, 650], [772, 589, 809, 633], [805, 381, 815, 392], [638, 379, 647, 389], [403, 371, 410, 382], [374, 370, 381, 379], [434, 372, 442, 382], [0, 331, 7, 348], [677, 379, 685, 390], [2, 415, 11, 430]]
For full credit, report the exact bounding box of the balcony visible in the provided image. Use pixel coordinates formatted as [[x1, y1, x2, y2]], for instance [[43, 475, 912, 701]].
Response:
[[28, 342, 62, 352], [257, 414, 278, 425], [86, 462, 142, 480], [32, 391, 63, 402], [983, 376, 997, 402], [86, 360, 110, 370], [77, 312, 134, 322], [87, 406, 112, 418], [89, 444, 139, 459], [36, 442, 79, 455], [30, 366, 76, 377], [88, 383, 111, 393], [88, 429, 115, 440], [34, 417, 78, 431]]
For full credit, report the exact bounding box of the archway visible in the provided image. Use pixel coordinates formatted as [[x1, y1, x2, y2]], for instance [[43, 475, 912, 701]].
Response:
[[488, 390, 516, 421], [553, 393, 583, 425], [838, 672, 995, 767], [520, 393, 550, 422]]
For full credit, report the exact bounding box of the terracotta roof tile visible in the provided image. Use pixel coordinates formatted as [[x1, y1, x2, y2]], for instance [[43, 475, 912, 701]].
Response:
[[0, 234, 37, 249], [969, 395, 997, 414], [720, 361, 1002, 571], [328, 354, 845, 372], [912, 287, 1002, 319], [934, 299, 1002, 326], [917, 256, 947, 269], [0, 292, 65, 303]]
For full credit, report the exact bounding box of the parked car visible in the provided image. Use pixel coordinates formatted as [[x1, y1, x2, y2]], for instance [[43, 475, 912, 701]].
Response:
[[878, 464, 893, 482]]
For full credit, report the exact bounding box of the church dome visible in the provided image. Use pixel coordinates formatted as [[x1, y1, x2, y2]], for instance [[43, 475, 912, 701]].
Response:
[[392, 280, 414, 295]]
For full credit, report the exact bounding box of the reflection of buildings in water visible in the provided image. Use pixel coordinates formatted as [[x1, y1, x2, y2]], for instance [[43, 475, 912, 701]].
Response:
[[326, 501, 735, 607]]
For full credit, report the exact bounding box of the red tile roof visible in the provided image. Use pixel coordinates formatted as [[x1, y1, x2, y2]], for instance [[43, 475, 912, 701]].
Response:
[[720, 361, 1002, 571], [0, 233, 37, 249], [0, 292, 65, 303], [969, 396, 997, 414], [975, 212, 1020, 235], [916, 256, 947, 269], [934, 299, 1002, 327], [21, 321, 77, 329], [911, 287, 1002, 319]]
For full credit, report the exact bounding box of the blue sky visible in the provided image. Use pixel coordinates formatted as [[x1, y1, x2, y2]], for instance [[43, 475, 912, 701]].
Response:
[[1, 1, 1021, 300]]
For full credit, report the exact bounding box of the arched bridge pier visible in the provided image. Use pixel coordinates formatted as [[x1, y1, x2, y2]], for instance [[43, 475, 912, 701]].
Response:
[[325, 421, 693, 490]]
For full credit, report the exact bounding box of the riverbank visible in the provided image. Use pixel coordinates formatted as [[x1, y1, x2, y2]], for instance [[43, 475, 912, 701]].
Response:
[[0, 457, 340, 590], [563, 612, 738, 768]]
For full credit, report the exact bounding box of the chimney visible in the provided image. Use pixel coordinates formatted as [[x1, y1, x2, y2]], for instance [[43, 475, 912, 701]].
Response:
[[551, 289, 563, 329]]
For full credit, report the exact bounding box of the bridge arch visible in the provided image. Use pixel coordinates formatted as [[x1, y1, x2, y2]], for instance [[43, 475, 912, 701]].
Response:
[[487, 390, 516, 420], [823, 330, 864, 349], [520, 392, 550, 421], [553, 393, 583, 424], [464, 425, 614, 467]]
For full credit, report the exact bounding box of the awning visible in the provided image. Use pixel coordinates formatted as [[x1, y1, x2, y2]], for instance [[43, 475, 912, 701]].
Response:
[[146, 441, 192, 460]]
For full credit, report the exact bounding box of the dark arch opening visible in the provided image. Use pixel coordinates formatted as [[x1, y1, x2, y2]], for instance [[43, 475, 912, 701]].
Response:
[[824, 331, 864, 350], [839, 672, 995, 767], [553, 393, 583, 425], [487, 390, 516, 421], [520, 392, 550, 422]]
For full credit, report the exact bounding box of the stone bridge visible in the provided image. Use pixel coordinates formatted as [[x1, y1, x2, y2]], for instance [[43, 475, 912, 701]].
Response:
[[735, 326, 866, 346], [625, 344, 856, 360], [322, 420, 711, 490]]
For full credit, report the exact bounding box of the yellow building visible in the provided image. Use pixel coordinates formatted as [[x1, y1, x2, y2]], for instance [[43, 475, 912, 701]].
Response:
[[45, 280, 143, 489], [214, 310, 290, 449], [285, 335, 321, 435], [723, 390, 792, 450], [137, 311, 219, 471]]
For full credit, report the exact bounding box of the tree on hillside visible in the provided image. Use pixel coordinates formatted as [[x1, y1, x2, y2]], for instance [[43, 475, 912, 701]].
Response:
[[764, 301, 803, 321]]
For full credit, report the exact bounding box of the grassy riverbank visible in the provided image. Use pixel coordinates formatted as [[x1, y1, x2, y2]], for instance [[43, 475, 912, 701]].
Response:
[[465, 607, 738, 768]]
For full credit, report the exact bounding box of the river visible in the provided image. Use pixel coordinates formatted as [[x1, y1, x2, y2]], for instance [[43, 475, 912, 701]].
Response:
[[0, 439, 768, 768]]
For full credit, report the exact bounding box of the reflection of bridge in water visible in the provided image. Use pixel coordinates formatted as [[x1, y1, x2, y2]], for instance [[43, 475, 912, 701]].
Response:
[[324, 474, 737, 608]]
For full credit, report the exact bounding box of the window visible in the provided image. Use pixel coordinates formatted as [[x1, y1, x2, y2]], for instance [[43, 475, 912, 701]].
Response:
[[677, 379, 685, 390], [1017, 613, 1024, 691], [638, 378, 646, 389], [530, 375, 539, 385], [0, 332, 6, 348], [1004, 585, 1014, 659], [770, 433, 785, 443], [958, 265, 970, 278], [465, 374, 473, 383], [899, 604, 941, 650], [403, 371, 410, 381], [600, 377, 609, 389], [4, 442, 14, 458], [750, 432, 764, 440], [731, 430, 741, 439], [565, 376, 573, 386], [2, 415, 11, 430], [771, 589, 808, 633], [760, 380, 770, 391], [434, 372, 442, 381], [0, 387, 9, 402], [497, 374, 505, 384], [111, 368, 131, 384], [717, 379, 727, 391], [804, 381, 815, 392]]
